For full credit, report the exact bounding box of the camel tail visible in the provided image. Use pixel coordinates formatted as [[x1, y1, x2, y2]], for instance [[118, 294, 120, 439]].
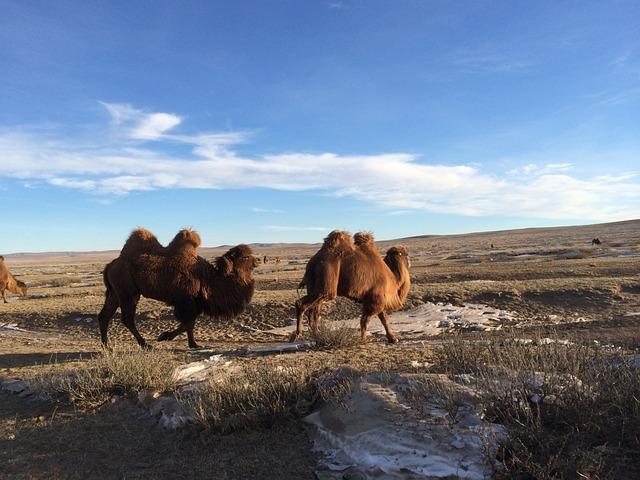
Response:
[[296, 277, 307, 298], [102, 261, 114, 299]]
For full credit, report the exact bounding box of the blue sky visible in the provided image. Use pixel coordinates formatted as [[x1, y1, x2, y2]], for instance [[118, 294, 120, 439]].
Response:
[[1, 0, 638, 252]]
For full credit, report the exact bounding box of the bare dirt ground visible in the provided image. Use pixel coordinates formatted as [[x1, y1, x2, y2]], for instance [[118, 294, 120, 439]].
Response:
[[1, 219, 639, 479]]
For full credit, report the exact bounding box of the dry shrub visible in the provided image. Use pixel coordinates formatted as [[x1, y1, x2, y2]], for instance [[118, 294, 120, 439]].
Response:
[[434, 334, 640, 479], [178, 364, 316, 432], [30, 348, 178, 407], [309, 321, 360, 350]]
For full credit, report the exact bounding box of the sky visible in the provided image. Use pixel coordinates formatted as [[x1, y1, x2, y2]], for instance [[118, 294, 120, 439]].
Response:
[[1, 0, 639, 253]]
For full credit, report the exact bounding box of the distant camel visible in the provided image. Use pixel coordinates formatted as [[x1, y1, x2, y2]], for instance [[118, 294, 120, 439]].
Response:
[[591, 238, 601, 245], [0, 256, 27, 303], [98, 228, 258, 349], [293, 231, 411, 343]]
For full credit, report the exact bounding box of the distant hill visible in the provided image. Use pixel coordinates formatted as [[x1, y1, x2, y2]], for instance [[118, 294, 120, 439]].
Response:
[[3, 219, 638, 264]]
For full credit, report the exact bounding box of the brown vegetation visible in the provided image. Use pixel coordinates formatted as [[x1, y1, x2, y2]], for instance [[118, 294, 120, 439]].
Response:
[[98, 228, 258, 349], [0, 256, 27, 302], [293, 230, 411, 343], [434, 334, 640, 478]]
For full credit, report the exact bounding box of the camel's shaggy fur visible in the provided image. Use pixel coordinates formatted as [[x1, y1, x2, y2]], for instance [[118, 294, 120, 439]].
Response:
[[294, 230, 411, 344], [0, 257, 27, 303], [98, 228, 258, 349]]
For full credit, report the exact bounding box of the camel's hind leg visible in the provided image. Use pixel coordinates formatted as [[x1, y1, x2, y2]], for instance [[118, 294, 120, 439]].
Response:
[[377, 311, 398, 344], [360, 313, 373, 343], [1, 288, 6, 303], [173, 301, 200, 349], [120, 295, 148, 349], [98, 289, 119, 347], [157, 324, 186, 343], [293, 294, 329, 342]]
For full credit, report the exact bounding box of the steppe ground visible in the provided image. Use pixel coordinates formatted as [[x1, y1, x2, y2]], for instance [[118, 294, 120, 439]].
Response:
[[1, 219, 639, 479]]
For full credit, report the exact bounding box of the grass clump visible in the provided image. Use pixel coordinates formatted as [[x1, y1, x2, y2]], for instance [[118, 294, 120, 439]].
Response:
[[30, 348, 179, 407], [308, 321, 361, 350], [434, 334, 640, 479], [178, 364, 316, 432]]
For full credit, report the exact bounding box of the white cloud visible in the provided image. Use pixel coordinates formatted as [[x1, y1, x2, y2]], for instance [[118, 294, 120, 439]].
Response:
[[544, 163, 573, 172], [100, 102, 182, 140], [252, 207, 285, 213], [0, 103, 638, 222]]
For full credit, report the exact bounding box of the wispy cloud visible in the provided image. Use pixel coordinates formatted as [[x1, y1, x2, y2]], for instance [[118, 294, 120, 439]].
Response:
[[252, 207, 285, 214], [509, 163, 574, 175], [452, 53, 533, 74], [100, 102, 182, 140], [0, 102, 638, 222]]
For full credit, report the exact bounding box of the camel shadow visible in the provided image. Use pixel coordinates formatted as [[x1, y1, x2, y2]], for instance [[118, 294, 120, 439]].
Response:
[[0, 351, 100, 369]]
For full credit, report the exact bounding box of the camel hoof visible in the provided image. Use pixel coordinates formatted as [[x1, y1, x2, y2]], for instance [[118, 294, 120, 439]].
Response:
[[140, 342, 153, 351], [288, 331, 302, 343], [387, 335, 399, 344], [188, 342, 201, 349]]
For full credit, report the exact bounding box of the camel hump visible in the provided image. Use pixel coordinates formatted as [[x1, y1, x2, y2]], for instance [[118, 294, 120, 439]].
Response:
[[120, 228, 165, 257], [167, 228, 201, 253], [354, 231, 375, 249], [322, 230, 354, 250]]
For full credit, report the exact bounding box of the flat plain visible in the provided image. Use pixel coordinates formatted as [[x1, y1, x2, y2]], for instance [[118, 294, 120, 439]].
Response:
[[1, 219, 639, 479]]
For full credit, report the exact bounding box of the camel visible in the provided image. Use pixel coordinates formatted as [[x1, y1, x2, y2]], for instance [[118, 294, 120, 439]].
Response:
[[293, 230, 411, 344], [98, 228, 258, 349], [0, 256, 27, 303]]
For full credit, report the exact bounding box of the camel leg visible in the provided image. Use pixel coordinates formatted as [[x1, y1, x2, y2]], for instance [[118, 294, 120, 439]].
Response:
[[120, 296, 148, 349], [157, 324, 186, 342], [308, 305, 321, 333], [360, 312, 373, 343], [378, 311, 398, 344], [98, 289, 119, 347], [1, 288, 6, 303], [174, 302, 200, 349], [293, 294, 327, 342]]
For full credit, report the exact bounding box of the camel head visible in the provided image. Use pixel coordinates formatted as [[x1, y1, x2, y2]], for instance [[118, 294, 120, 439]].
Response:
[[384, 245, 411, 303], [384, 245, 410, 270], [216, 244, 259, 284], [15, 280, 27, 296]]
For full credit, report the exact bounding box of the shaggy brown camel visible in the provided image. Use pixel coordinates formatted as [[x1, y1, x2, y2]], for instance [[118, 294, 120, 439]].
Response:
[[0, 256, 27, 303], [293, 230, 411, 343], [98, 228, 258, 349]]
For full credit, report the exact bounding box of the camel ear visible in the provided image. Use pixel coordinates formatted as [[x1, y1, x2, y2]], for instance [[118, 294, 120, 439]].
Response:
[[216, 256, 233, 275]]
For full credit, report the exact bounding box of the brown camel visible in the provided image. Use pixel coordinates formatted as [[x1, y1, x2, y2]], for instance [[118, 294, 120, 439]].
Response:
[[0, 256, 28, 303], [293, 230, 411, 343], [98, 228, 258, 349]]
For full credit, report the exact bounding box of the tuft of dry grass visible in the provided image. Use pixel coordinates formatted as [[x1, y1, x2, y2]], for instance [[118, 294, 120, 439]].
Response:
[[433, 334, 640, 479], [29, 348, 179, 407], [177, 364, 317, 432], [308, 321, 361, 350]]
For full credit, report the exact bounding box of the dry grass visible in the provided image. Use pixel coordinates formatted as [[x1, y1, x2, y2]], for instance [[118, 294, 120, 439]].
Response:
[[433, 334, 640, 479], [308, 321, 361, 350], [29, 348, 179, 407], [178, 363, 316, 432]]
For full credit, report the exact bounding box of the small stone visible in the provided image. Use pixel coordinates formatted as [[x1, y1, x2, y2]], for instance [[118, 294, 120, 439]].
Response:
[[2, 380, 27, 394]]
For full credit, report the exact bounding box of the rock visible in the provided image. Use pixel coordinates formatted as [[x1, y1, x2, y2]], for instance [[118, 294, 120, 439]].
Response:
[[2, 379, 28, 394]]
